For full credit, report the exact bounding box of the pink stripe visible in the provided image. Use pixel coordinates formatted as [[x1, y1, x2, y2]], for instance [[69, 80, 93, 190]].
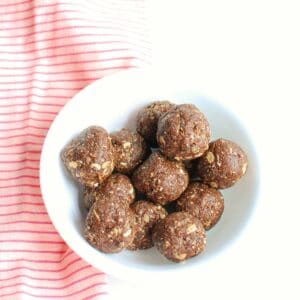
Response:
[[0, 251, 73, 264], [2, 9, 146, 28], [0, 39, 148, 54], [0, 23, 147, 39], [2, 7, 145, 26], [0, 0, 29, 7], [0, 193, 41, 198], [0, 258, 81, 273], [0, 93, 72, 99], [0, 184, 40, 189], [0, 102, 64, 108], [83, 292, 108, 300], [0, 211, 46, 217], [0, 47, 138, 62], [0, 126, 48, 132], [1, 273, 102, 291], [3, 1, 145, 17], [3, 2, 61, 15], [0, 249, 67, 254], [1, 56, 137, 69], [0, 77, 103, 88], [0, 159, 40, 163], [0, 265, 92, 282], [0, 201, 43, 207], [0, 109, 57, 116], [0, 230, 58, 235], [0, 118, 52, 124], [0, 76, 101, 85], [0, 150, 41, 156], [1, 33, 147, 48], [0, 167, 39, 173], [0, 175, 39, 181], [0, 134, 45, 141], [0, 65, 138, 77], [0, 282, 105, 298], [0, 240, 65, 245], [0, 66, 132, 83]]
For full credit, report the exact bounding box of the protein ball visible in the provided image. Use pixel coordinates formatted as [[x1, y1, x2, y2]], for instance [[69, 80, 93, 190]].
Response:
[[83, 173, 135, 209], [61, 126, 114, 188], [157, 104, 211, 161], [196, 138, 248, 189], [152, 212, 206, 262], [111, 129, 149, 174], [132, 152, 189, 205], [84, 197, 136, 253], [136, 101, 176, 146], [177, 182, 224, 230], [127, 200, 168, 250]]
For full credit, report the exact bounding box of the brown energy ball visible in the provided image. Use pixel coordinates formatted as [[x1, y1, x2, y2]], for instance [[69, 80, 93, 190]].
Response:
[[152, 212, 206, 262], [157, 104, 211, 161], [127, 200, 167, 250], [196, 138, 248, 189], [177, 182, 224, 230], [111, 129, 149, 174], [84, 196, 136, 253], [82, 173, 135, 209], [136, 101, 176, 146], [132, 152, 189, 205], [61, 126, 114, 188]]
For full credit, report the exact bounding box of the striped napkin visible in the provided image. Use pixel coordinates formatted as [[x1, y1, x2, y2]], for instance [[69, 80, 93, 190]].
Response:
[[0, 1, 150, 298]]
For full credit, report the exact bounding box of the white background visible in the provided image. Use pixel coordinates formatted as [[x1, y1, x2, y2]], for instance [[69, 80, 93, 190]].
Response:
[[106, 1, 300, 299]]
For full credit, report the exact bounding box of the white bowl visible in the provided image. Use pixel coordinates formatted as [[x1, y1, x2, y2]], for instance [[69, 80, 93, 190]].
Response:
[[40, 69, 260, 281]]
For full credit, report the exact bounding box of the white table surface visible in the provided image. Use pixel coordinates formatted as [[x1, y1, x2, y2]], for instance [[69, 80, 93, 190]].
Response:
[[105, 1, 300, 299]]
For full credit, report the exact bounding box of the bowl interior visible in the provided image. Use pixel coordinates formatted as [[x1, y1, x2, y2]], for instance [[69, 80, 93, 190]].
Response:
[[40, 70, 260, 279]]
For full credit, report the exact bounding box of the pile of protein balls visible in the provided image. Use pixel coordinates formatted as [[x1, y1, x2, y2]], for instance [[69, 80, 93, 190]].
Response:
[[61, 101, 248, 263]]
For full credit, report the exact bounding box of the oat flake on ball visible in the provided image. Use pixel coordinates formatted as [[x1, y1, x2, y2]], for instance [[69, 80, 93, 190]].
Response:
[[196, 138, 248, 189], [157, 104, 211, 161], [152, 212, 206, 262], [61, 126, 114, 188], [132, 152, 189, 205]]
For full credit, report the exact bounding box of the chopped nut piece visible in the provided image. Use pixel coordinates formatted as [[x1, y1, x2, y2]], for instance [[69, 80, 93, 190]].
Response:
[[210, 182, 218, 188], [68, 161, 78, 168], [242, 162, 248, 174], [122, 142, 131, 148], [174, 253, 187, 261], [186, 224, 197, 234], [123, 229, 132, 237], [91, 163, 101, 170], [206, 151, 215, 163], [101, 161, 111, 170]]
